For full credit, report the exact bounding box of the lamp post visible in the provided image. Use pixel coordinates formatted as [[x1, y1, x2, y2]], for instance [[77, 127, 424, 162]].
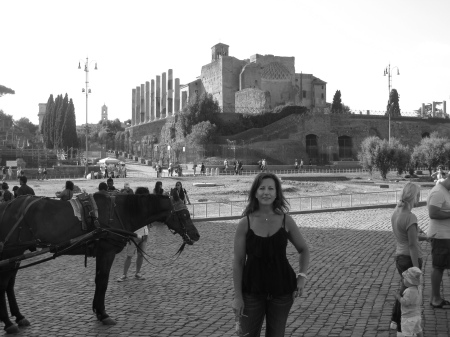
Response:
[[78, 57, 98, 177], [383, 63, 400, 142]]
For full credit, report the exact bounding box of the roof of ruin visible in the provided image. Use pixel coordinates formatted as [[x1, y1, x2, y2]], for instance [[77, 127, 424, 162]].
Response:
[[261, 62, 291, 80]]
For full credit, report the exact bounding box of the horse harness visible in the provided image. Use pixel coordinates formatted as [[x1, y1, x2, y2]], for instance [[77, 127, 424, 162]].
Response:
[[0, 194, 134, 270]]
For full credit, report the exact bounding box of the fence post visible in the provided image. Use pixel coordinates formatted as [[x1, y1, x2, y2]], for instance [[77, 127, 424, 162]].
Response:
[[350, 194, 353, 207], [231, 202, 233, 216], [219, 202, 220, 217], [206, 203, 208, 218], [310, 197, 312, 210]]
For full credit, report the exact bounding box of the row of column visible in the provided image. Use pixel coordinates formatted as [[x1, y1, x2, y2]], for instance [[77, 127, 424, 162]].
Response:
[[131, 69, 184, 126]]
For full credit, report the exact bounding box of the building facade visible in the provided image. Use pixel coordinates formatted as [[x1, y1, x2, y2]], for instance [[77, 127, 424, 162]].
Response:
[[181, 43, 327, 113]]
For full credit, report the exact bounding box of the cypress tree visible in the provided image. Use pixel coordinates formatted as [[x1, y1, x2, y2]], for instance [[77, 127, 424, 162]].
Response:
[[331, 90, 342, 113], [62, 98, 78, 148], [45, 94, 56, 148], [54, 93, 69, 148], [50, 94, 62, 148], [43, 94, 54, 148]]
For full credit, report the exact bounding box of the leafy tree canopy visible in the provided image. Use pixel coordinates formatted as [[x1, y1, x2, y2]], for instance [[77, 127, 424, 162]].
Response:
[[0, 85, 15, 97]]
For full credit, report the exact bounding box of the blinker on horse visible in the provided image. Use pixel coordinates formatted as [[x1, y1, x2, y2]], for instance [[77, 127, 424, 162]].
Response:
[[0, 193, 199, 334]]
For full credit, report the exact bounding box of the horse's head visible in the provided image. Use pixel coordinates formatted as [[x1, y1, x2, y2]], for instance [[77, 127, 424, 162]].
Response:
[[164, 207, 199, 245]]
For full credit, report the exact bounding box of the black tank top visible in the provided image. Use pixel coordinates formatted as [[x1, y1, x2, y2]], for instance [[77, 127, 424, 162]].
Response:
[[242, 214, 297, 296]]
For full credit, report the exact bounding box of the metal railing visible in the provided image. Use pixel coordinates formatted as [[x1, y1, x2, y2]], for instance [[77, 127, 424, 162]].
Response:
[[187, 188, 432, 219]]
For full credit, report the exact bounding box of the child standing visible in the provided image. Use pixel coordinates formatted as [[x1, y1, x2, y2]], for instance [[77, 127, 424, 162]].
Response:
[[393, 267, 423, 337]]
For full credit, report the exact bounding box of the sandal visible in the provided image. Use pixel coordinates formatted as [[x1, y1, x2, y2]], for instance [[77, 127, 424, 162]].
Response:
[[430, 299, 450, 308]]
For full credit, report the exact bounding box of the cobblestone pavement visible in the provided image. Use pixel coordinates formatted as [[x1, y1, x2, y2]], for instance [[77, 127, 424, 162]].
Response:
[[6, 206, 450, 336]]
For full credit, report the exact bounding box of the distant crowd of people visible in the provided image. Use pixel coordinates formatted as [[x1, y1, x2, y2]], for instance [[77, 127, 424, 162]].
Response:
[[100, 164, 127, 179]]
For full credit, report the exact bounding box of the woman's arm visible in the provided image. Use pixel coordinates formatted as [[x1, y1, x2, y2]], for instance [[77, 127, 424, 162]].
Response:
[[285, 215, 310, 296], [184, 189, 191, 204], [407, 223, 420, 268], [232, 217, 248, 315]]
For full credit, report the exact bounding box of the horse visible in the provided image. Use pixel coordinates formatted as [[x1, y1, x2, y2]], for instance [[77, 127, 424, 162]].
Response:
[[0, 192, 200, 334]]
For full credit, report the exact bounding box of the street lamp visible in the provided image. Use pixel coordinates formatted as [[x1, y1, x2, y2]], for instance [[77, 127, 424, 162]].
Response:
[[383, 63, 400, 142], [78, 57, 97, 177]]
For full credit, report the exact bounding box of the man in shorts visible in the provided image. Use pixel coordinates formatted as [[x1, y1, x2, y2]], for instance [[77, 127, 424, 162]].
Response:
[[116, 227, 150, 281], [427, 176, 450, 308]]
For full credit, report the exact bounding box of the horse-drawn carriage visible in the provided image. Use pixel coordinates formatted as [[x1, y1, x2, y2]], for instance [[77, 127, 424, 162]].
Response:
[[0, 192, 199, 333]]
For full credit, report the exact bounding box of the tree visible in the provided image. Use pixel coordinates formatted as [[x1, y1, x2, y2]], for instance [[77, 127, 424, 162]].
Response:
[[411, 132, 450, 175], [43, 94, 55, 148], [15, 117, 38, 135], [372, 139, 397, 179], [0, 85, 15, 97], [331, 90, 342, 113], [186, 121, 217, 146], [177, 93, 221, 137], [390, 138, 411, 175], [358, 136, 408, 179], [385, 89, 401, 117], [358, 136, 379, 176], [54, 93, 69, 148], [61, 98, 78, 149]]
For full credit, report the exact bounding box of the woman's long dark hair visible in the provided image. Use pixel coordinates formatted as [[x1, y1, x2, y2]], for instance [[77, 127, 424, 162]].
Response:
[[175, 181, 186, 201], [153, 181, 164, 195], [242, 172, 289, 216], [65, 180, 74, 191]]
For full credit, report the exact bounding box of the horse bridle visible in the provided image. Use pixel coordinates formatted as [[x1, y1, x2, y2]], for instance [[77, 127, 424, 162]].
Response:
[[164, 209, 193, 245]]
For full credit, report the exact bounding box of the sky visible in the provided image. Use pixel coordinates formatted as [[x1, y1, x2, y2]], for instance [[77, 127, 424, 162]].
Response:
[[1, 0, 449, 126]]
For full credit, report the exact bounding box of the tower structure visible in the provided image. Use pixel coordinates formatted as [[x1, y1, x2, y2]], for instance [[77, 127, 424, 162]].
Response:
[[101, 104, 108, 122]]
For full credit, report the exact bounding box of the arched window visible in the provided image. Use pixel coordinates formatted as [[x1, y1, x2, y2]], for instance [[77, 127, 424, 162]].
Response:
[[338, 136, 353, 159], [422, 132, 430, 138], [306, 134, 318, 159]]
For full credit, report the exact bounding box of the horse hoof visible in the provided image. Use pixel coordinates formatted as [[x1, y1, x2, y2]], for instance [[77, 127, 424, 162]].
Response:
[[17, 318, 30, 327], [4, 324, 19, 334], [101, 317, 116, 325]]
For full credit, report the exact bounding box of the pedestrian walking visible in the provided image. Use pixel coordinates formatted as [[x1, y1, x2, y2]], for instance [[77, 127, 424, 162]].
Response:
[[200, 163, 205, 175], [193, 163, 197, 176], [116, 186, 151, 282], [390, 182, 430, 333], [43, 167, 48, 180], [427, 176, 450, 309], [7, 167, 12, 181], [294, 159, 298, 170], [300, 159, 304, 170], [393, 267, 424, 337], [37, 167, 42, 180], [232, 172, 310, 337]]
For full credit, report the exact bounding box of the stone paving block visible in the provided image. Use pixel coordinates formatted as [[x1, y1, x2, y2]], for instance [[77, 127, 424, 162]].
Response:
[[3, 206, 448, 336]]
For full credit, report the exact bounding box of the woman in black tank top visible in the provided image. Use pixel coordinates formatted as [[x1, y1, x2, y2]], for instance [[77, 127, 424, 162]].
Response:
[[232, 172, 310, 337]]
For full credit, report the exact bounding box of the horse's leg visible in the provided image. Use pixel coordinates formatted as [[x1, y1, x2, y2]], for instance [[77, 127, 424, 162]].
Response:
[[0, 272, 19, 334], [6, 270, 30, 327], [92, 242, 117, 325]]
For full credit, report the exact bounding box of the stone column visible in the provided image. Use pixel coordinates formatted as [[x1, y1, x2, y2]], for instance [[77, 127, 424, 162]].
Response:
[[156, 76, 161, 119], [444, 101, 447, 116], [161, 72, 167, 118], [135, 86, 140, 125], [145, 81, 150, 122], [182, 91, 187, 110], [151, 79, 155, 121], [175, 78, 180, 113], [421, 103, 425, 117], [132, 88, 136, 126], [167, 69, 173, 116], [140, 84, 145, 123], [432, 101, 436, 117]]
